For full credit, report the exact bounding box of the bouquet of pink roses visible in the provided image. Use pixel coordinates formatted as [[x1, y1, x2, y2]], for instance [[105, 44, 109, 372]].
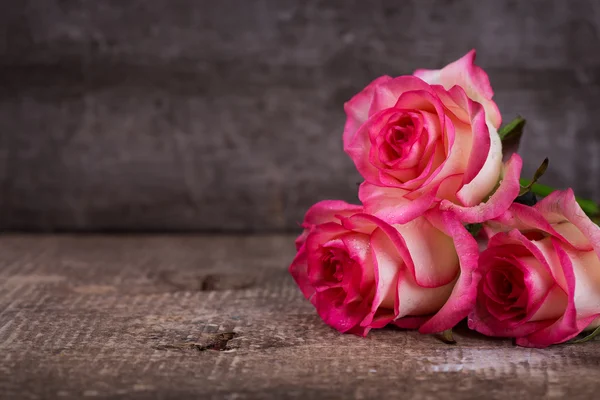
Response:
[[289, 50, 600, 348]]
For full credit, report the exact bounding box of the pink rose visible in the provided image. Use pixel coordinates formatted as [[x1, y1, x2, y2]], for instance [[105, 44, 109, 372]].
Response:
[[343, 50, 522, 224], [469, 190, 600, 347], [289, 200, 479, 336]]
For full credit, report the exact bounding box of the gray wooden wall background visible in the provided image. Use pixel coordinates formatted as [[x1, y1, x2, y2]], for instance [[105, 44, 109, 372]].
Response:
[[0, 0, 599, 232]]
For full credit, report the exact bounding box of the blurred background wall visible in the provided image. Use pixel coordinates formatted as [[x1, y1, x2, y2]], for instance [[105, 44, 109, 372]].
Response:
[[0, 0, 599, 232]]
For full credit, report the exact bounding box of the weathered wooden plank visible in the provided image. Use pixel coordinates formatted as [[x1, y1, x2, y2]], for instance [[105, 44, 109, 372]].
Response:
[[0, 235, 600, 399]]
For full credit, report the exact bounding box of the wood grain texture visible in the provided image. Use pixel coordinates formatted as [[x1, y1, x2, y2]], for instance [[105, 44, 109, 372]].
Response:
[[1, 234, 600, 399], [1, 0, 600, 231]]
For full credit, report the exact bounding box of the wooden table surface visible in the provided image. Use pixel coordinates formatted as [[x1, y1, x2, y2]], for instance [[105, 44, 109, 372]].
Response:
[[1, 234, 600, 399]]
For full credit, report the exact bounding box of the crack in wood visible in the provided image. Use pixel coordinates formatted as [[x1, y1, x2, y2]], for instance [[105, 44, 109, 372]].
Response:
[[153, 332, 238, 353], [158, 270, 255, 292]]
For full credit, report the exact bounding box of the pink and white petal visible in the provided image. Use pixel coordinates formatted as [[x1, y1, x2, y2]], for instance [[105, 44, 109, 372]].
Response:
[[484, 203, 561, 238], [467, 238, 553, 337], [455, 119, 502, 206], [567, 249, 600, 320], [552, 222, 594, 251], [535, 189, 600, 255], [396, 268, 456, 321], [491, 231, 567, 294], [339, 213, 378, 236], [469, 311, 553, 338], [439, 85, 503, 204], [367, 309, 397, 329], [345, 110, 397, 185], [440, 153, 523, 223], [344, 75, 393, 147], [342, 213, 412, 319], [434, 174, 463, 204], [305, 223, 351, 287], [393, 215, 460, 287], [418, 109, 445, 156], [515, 239, 581, 347], [368, 76, 435, 116], [342, 233, 376, 294], [528, 285, 568, 322], [414, 49, 502, 129], [513, 254, 568, 322], [303, 200, 363, 227], [341, 234, 372, 269], [423, 117, 471, 184], [415, 114, 473, 194], [485, 201, 592, 252], [397, 141, 447, 191], [393, 89, 447, 133], [418, 211, 480, 333], [359, 182, 436, 224], [530, 237, 569, 293], [448, 87, 494, 186], [381, 90, 452, 192], [345, 140, 382, 187], [305, 223, 350, 254], [360, 227, 402, 327], [431, 85, 471, 125], [313, 289, 369, 334]]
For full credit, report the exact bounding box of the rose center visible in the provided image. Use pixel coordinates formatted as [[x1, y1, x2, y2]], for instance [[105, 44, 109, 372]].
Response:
[[498, 276, 512, 296], [390, 125, 411, 144], [379, 115, 416, 164], [322, 249, 348, 283], [487, 267, 525, 302], [483, 263, 528, 321]]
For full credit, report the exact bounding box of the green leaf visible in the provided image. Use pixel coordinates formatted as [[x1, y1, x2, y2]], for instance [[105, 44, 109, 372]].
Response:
[[498, 116, 526, 142], [436, 329, 457, 345], [576, 198, 600, 217], [519, 180, 554, 197], [570, 325, 600, 344], [520, 180, 600, 219], [466, 223, 483, 237], [519, 158, 549, 196]]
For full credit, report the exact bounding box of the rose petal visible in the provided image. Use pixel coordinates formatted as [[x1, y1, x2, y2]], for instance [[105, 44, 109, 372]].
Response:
[[535, 189, 600, 256], [313, 288, 370, 334], [346, 109, 398, 185], [414, 49, 502, 129], [567, 249, 600, 320], [303, 200, 363, 227], [359, 183, 435, 225], [418, 210, 480, 333], [485, 199, 594, 253], [455, 120, 502, 207], [342, 234, 375, 294], [516, 254, 568, 322], [368, 76, 435, 117], [396, 269, 455, 320], [344, 76, 393, 148], [360, 227, 402, 327], [440, 153, 523, 223], [468, 240, 556, 338], [393, 215, 460, 288], [516, 239, 581, 347], [305, 223, 352, 287]]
